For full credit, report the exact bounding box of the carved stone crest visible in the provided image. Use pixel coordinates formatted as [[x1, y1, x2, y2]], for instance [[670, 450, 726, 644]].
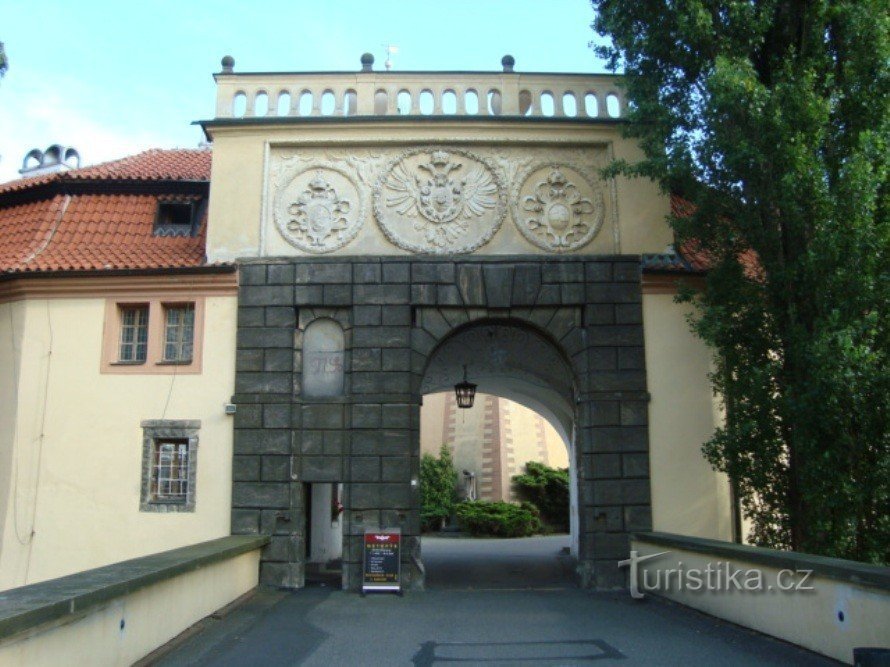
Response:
[[513, 165, 605, 252], [374, 149, 506, 254], [274, 166, 364, 253]]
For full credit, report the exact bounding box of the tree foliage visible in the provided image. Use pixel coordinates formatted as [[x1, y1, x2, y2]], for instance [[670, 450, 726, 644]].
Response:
[[512, 462, 570, 532], [592, 0, 889, 562], [419, 444, 458, 532]]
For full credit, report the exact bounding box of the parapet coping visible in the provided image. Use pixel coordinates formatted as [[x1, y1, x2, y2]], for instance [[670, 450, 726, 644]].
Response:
[[0, 534, 269, 641], [632, 531, 890, 591]]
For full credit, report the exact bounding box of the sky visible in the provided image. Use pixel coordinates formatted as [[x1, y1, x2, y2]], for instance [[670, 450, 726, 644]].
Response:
[[0, 0, 610, 183]]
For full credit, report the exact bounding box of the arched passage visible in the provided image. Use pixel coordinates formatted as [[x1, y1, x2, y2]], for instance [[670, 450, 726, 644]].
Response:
[[420, 320, 582, 562]]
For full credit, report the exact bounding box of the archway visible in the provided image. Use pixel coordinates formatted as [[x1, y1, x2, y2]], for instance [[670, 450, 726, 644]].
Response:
[[418, 319, 581, 586]]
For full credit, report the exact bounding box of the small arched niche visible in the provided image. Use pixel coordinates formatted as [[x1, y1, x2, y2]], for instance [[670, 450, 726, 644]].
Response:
[[302, 318, 345, 398]]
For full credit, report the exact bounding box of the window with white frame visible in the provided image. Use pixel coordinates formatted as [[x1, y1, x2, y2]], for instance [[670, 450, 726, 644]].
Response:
[[140, 420, 199, 512], [163, 303, 195, 363], [118, 305, 149, 363]]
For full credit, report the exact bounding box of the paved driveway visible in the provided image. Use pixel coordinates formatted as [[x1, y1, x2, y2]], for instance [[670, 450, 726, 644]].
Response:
[[157, 536, 838, 666]]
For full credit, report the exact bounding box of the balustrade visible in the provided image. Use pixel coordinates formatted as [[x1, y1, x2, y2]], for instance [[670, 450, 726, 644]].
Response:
[[214, 54, 625, 121]]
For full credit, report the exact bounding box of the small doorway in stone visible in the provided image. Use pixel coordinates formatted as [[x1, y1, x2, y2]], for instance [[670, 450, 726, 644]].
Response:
[[304, 482, 344, 586], [418, 319, 582, 590]]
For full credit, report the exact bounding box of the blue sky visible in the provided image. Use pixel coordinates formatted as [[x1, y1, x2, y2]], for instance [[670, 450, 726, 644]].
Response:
[[0, 0, 608, 182]]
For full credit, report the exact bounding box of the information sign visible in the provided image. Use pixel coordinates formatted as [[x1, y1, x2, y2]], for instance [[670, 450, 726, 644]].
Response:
[[362, 528, 401, 594]]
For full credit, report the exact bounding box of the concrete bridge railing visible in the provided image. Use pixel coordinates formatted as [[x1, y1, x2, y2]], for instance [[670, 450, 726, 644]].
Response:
[[631, 532, 890, 664]]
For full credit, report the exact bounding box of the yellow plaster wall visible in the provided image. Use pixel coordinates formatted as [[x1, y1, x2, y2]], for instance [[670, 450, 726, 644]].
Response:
[[0, 550, 260, 667], [0, 296, 237, 591], [0, 301, 25, 566], [643, 293, 733, 540], [206, 122, 673, 262]]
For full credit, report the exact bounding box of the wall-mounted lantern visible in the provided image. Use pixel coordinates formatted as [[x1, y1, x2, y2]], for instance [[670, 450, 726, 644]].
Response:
[[454, 364, 477, 409]]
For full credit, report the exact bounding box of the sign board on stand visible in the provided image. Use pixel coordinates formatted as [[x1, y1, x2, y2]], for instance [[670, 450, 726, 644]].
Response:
[[362, 528, 401, 595]]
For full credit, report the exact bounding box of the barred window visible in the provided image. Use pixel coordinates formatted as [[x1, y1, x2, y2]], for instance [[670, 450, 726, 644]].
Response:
[[163, 304, 195, 362], [151, 439, 190, 502], [119, 305, 149, 362], [140, 420, 199, 512]]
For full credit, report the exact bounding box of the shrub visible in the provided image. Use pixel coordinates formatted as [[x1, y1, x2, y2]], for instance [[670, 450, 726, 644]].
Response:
[[420, 444, 458, 532], [455, 500, 542, 537], [512, 461, 569, 532]]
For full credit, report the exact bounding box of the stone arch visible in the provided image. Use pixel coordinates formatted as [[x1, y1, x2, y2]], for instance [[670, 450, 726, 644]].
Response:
[[419, 317, 582, 557]]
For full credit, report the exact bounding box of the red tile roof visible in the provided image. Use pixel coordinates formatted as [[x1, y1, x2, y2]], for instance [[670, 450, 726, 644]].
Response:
[[0, 149, 211, 274], [669, 193, 760, 277]]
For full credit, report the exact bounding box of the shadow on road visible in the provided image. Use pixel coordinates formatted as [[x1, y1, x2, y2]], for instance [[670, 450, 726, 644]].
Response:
[[421, 534, 576, 590]]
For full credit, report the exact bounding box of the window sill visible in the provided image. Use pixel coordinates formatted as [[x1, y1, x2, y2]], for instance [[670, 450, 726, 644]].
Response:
[[111, 360, 147, 366], [156, 360, 194, 366]]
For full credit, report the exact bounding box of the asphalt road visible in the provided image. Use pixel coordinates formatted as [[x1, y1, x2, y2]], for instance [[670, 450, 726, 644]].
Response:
[[156, 536, 838, 666]]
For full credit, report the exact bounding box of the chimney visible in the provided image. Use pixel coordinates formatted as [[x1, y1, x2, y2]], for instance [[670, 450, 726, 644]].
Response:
[[20, 145, 81, 176]]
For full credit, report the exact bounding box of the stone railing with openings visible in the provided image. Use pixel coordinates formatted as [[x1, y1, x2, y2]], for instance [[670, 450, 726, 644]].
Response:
[[213, 54, 626, 121]]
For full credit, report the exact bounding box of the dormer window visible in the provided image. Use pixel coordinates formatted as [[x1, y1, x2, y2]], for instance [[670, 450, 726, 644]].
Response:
[[154, 201, 198, 237]]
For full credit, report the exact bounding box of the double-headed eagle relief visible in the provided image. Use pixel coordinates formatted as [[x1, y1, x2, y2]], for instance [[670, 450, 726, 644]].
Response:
[[375, 149, 506, 254], [274, 166, 364, 253], [513, 164, 606, 252]]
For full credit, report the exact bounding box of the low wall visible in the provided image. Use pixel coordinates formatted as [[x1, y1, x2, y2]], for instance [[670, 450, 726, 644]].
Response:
[[631, 532, 890, 664], [0, 535, 268, 666]]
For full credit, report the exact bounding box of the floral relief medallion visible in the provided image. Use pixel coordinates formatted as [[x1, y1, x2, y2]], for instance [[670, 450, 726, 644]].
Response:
[[274, 166, 364, 253], [512, 164, 606, 252], [374, 148, 506, 254]]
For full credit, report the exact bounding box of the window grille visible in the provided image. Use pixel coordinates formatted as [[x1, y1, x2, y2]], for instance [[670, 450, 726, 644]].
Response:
[[151, 439, 189, 502], [163, 304, 195, 362], [119, 306, 149, 362]]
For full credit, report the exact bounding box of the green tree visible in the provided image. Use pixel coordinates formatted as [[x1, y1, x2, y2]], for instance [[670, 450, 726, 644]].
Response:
[[592, 0, 889, 562], [512, 462, 569, 532], [419, 444, 458, 531]]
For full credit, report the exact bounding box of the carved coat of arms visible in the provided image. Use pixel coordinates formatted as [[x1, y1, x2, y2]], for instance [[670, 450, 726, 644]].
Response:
[[274, 166, 364, 253], [513, 165, 606, 252], [375, 149, 506, 254]]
